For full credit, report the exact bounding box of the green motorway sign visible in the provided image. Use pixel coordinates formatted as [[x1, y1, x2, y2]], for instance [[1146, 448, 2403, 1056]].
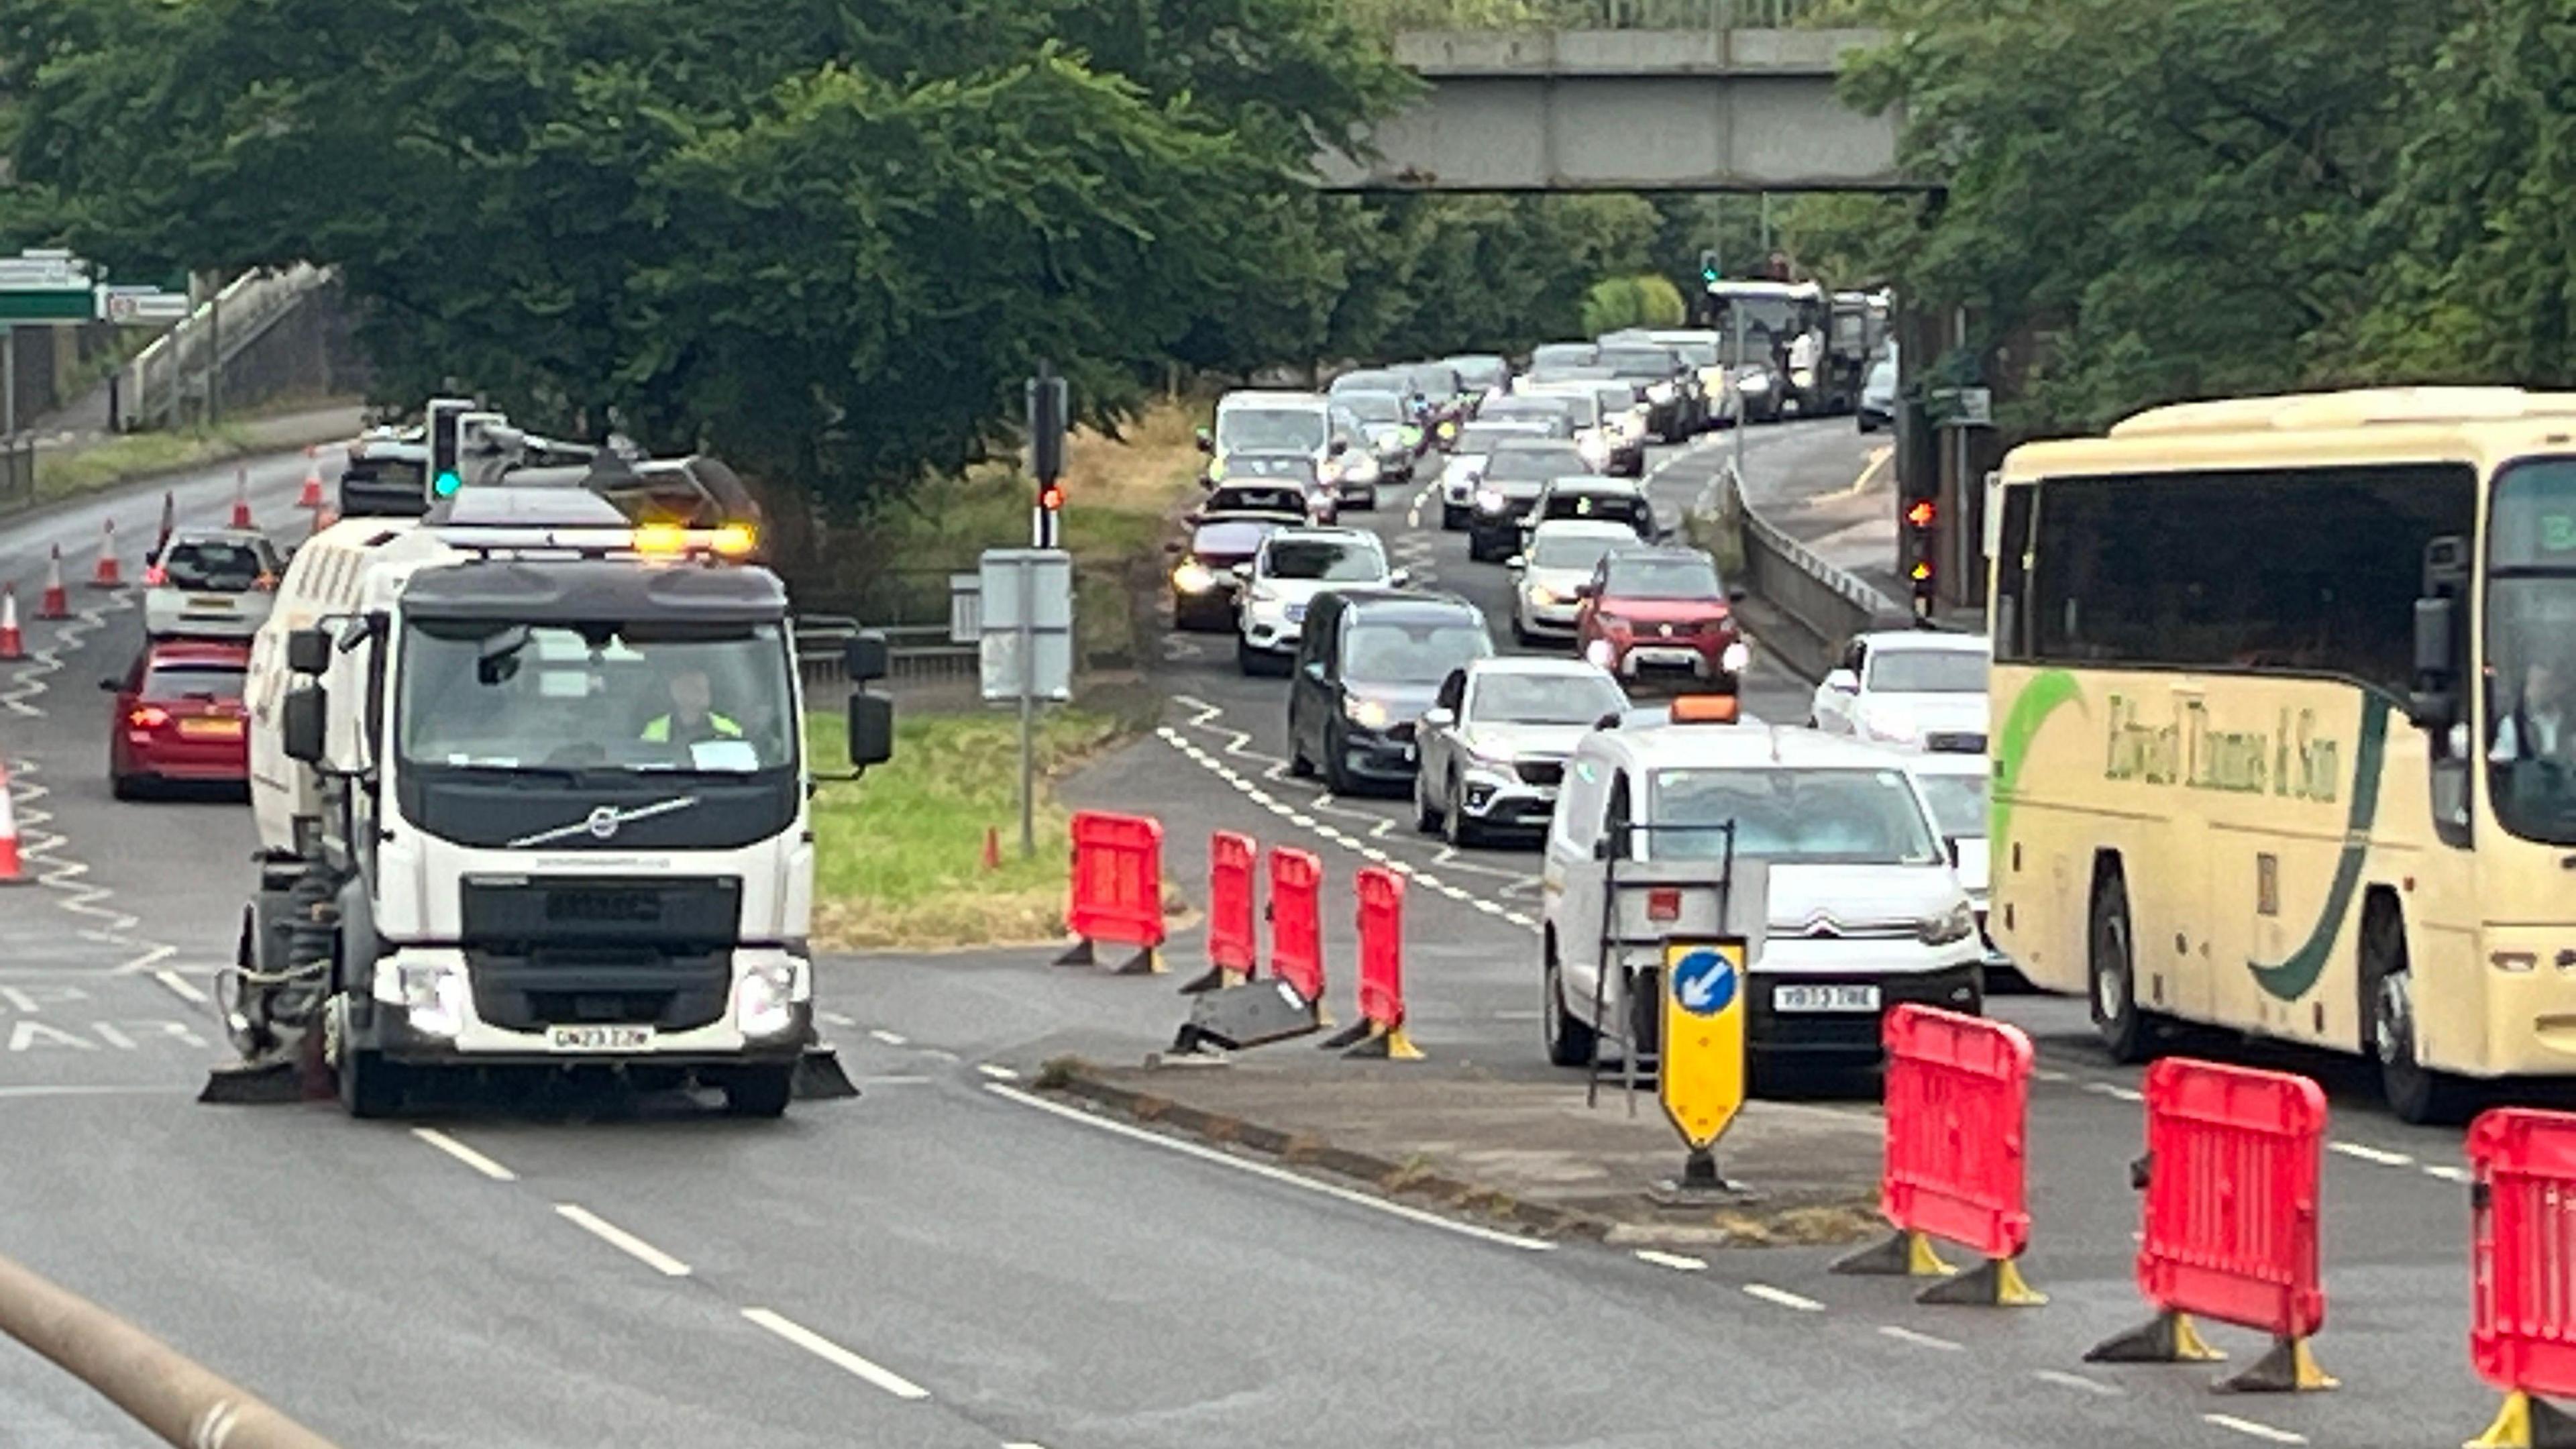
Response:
[[0, 291, 97, 323]]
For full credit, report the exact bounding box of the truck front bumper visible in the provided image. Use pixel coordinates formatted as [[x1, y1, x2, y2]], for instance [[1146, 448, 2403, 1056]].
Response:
[[357, 945, 814, 1066]]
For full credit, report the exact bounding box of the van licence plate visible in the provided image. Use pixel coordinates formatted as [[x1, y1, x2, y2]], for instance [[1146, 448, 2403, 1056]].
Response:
[[1772, 984, 1880, 1014], [547, 1025, 654, 1053]]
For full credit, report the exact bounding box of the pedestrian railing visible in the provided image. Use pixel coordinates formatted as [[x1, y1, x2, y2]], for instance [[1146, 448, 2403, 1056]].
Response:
[[119, 264, 333, 432], [0, 435, 34, 516]]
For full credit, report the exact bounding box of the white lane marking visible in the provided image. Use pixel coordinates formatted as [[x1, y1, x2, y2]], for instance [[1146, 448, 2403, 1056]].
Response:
[[2328, 1141, 2414, 1167], [152, 969, 210, 1006], [1878, 1325, 1963, 1352], [920, 1048, 961, 1063], [2082, 1081, 2145, 1103], [2203, 1413, 2306, 1444], [2422, 1163, 2471, 1183], [554, 1204, 691, 1277], [975, 1063, 1020, 1081], [2033, 1067, 2072, 1083], [411, 1127, 518, 1183], [987, 1083, 1552, 1252], [0, 1084, 193, 1099], [1741, 1283, 1823, 1312], [859, 1075, 934, 1087], [2032, 1369, 2123, 1397], [741, 1308, 930, 1401], [819, 1010, 857, 1028], [1633, 1250, 1705, 1272], [868, 1029, 908, 1046]]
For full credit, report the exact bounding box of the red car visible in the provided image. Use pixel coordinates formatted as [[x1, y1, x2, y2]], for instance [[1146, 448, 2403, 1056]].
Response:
[[1574, 547, 1751, 692], [105, 640, 252, 798]]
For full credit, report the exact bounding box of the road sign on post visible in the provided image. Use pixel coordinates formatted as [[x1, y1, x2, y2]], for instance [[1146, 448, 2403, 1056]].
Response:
[[1660, 938, 1749, 1159], [979, 547, 1075, 859]]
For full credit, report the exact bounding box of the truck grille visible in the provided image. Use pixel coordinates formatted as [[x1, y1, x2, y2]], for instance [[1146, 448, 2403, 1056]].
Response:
[[468, 947, 731, 1032], [462, 875, 742, 949]]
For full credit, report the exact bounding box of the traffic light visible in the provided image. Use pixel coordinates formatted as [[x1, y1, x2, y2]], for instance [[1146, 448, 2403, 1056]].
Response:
[[1700, 248, 1723, 285], [1904, 493, 1938, 616], [1027, 365, 1069, 548], [423, 396, 474, 503], [1038, 482, 1065, 513]]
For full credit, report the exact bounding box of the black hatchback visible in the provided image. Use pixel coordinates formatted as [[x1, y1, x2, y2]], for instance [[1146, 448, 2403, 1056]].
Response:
[[1286, 590, 1495, 794]]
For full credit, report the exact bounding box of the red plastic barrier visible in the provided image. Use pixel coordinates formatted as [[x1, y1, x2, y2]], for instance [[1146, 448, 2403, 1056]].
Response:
[[1267, 847, 1324, 1004], [1065, 811, 1166, 950], [1354, 866, 1406, 1029], [2135, 1057, 2328, 1341], [2471, 1108, 2576, 1400], [1205, 831, 1258, 975], [1880, 1004, 2035, 1263]]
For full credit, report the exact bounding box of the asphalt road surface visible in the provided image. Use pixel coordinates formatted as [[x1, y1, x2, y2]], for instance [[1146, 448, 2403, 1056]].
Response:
[[0, 429, 2506, 1448]]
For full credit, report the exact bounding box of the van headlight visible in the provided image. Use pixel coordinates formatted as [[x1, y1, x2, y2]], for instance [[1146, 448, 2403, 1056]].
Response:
[[733, 959, 802, 1038], [398, 962, 470, 1039], [1919, 900, 1976, 946], [1345, 453, 1379, 484], [1580, 435, 1610, 466]]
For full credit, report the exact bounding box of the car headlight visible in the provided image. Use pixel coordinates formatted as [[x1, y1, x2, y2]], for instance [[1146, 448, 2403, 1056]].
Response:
[[1919, 900, 1976, 947], [1474, 488, 1507, 513], [398, 962, 470, 1039], [1580, 436, 1609, 465], [1792, 368, 1816, 388], [1525, 582, 1563, 604], [1172, 560, 1216, 594], [1721, 639, 1750, 674], [1739, 374, 1771, 393], [1346, 453, 1380, 483], [1344, 696, 1391, 729], [1648, 382, 1676, 403], [733, 959, 802, 1038]]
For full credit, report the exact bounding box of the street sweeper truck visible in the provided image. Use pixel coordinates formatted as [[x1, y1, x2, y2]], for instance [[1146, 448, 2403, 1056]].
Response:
[[205, 409, 892, 1116]]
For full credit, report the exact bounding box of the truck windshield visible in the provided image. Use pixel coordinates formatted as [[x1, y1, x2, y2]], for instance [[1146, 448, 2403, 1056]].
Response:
[[397, 621, 796, 776]]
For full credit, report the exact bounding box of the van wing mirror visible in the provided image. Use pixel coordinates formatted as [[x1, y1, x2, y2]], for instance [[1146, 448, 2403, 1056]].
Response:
[[286, 627, 331, 676], [281, 685, 328, 765], [848, 691, 894, 770]]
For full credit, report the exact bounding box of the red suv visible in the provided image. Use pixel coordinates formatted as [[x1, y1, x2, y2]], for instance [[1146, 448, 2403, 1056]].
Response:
[[1574, 547, 1750, 692], [105, 640, 252, 799]]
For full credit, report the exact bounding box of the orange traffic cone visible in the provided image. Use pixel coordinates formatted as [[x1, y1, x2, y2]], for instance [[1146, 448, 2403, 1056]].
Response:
[[297, 447, 325, 509], [229, 466, 253, 529], [154, 490, 175, 557], [38, 546, 68, 620], [0, 586, 22, 662], [309, 501, 336, 539], [981, 826, 1002, 872], [87, 517, 121, 588], [0, 763, 25, 885]]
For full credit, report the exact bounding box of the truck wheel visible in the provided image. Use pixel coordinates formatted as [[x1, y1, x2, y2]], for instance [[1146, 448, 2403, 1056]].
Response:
[[2363, 897, 2474, 1126], [2088, 867, 2151, 1065], [1441, 503, 1466, 531], [724, 1065, 795, 1118], [337, 1047, 405, 1120], [1543, 949, 1596, 1068]]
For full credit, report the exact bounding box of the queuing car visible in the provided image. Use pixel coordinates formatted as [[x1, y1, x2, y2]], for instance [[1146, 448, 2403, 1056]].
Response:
[[1807, 631, 1992, 752], [1195, 481, 1310, 523], [1209, 450, 1338, 524], [104, 639, 252, 799], [1326, 405, 1383, 509], [1400, 362, 1468, 426], [1413, 657, 1629, 846], [1539, 723, 1984, 1071], [1593, 342, 1695, 443], [1574, 546, 1750, 691], [1515, 380, 1639, 477], [1442, 354, 1511, 409], [1439, 419, 1558, 530], [1617, 329, 1732, 433], [1285, 590, 1493, 794], [1167, 516, 1287, 631], [1466, 439, 1591, 563], [1519, 475, 1658, 554], [141, 529, 284, 640], [1858, 345, 1899, 433], [1519, 343, 1599, 384], [1328, 367, 1408, 399], [1902, 747, 2019, 989], [1507, 520, 1638, 644], [1334, 390, 1424, 483], [1234, 527, 1407, 676]]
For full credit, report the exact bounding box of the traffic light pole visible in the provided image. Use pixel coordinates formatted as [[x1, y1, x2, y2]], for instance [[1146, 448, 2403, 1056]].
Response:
[[1730, 299, 1748, 484]]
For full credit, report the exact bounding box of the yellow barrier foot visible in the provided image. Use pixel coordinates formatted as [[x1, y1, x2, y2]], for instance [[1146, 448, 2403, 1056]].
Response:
[[1340, 1022, 1425, 1061], [1916, 1254, 2047, 1307], [1110, 947, 1164, 977], [2085, 1310, 2227, 1366], [2214, 1334, 2336, 1394], [1832, 1228, 1957, 1280], [1051, 938, 1097, 968], [2468, 1391, 2576, 1449]]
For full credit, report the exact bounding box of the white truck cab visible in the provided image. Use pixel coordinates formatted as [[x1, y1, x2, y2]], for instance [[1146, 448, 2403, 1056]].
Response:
[[1540, 719, 1983, 1073]]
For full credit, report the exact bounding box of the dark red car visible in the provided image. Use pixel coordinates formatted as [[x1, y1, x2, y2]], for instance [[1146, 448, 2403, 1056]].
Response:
[[1574, 547, 1751, 693], [105, 640, 252, 798]]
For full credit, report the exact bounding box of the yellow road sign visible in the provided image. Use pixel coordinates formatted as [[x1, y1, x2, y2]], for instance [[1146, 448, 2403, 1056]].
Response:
[[1659, 938, 1748, 1152]]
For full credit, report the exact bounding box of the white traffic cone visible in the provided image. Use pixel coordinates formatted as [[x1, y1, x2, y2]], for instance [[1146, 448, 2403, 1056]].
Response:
[[38, 545, 68, 619], [0, 763, 25, 885], [87, 517, 122, 588], [0, 585, 21, 661]]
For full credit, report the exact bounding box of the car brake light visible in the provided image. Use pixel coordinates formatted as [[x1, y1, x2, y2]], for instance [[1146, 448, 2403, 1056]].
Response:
[[127, 706, 169, 730], [143, 566, 166, 587], [1647, 888, 1682, 923]]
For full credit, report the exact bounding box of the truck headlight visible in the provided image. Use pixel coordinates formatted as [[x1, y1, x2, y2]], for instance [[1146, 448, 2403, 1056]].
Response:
[[1919, 900, 1977, 947], [399, 962, 469, 1039], [1172, 560, 1216, 594], [1344, 696, 1390, 729], [734, 960, 801, 1039], [1721, 640, 1750, 674], [1792, 368, 1816, 388]]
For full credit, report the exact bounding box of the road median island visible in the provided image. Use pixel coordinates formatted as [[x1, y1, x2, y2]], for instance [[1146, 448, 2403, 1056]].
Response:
[[1036, 1056, 1884, 1247]]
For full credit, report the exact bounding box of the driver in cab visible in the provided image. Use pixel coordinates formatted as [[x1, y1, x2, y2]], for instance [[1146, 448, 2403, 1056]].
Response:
[[641, 667, 743, 747], [2491, 656, 2576, 766]]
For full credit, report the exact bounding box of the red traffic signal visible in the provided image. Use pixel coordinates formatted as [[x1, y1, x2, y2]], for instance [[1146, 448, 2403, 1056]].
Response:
[[1039, 483, 1065, 511], [1905, 498, 1936, 529]]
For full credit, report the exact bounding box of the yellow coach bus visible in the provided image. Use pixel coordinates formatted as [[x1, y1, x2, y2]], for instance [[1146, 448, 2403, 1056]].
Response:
[[1988, 386, 2576, 1122]]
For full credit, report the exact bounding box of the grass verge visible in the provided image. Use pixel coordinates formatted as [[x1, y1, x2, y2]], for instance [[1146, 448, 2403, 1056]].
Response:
[[32, 426, 254, 503], [806, 706, 1134, 951]]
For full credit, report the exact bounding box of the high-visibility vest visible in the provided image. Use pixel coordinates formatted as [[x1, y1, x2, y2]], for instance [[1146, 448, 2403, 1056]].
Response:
[[641, 712, 742, 743]]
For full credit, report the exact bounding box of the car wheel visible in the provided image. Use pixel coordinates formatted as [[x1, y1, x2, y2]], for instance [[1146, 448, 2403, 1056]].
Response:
[[1441, 773, 1480, 847], [1234, 639, 1260, 676], [2363, 897, 2474, 1125], [722, 1064, 796, 1119], [1543, 948, 1597, 1069], [1322, 724, 1359, 796], [2088, 866, 2152, 1065], [1441, 504, 1467, 531], [110, 773, 142, 802]]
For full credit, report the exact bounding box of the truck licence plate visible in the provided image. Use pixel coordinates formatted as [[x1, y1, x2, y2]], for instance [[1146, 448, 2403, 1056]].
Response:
[[547, 1025, 654, 1053], [1772, 984, 1880, 1014]]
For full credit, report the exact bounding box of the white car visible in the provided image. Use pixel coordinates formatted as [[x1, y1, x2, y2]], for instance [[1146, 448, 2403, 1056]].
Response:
[[143, 529, 286, 640], [1507, 519, 1635, 643], [1902, 747, 2017, 987], [1540, 722, 1984, 1072], [1413, 656, 1629, 847], [1438, 419, 1554, 529], [1808, 631, 1992, 753], [1234, 527, 1407, 676]]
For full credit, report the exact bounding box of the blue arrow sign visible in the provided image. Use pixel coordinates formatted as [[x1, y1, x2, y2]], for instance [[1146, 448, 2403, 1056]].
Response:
[[1670, 947, 1737, 1017]]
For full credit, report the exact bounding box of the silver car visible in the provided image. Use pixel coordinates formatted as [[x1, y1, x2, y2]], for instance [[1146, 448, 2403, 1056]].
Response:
[[1507, 519, 1636, 644], [1414, 656, 1629, 847], [142, 529, 284, 641]]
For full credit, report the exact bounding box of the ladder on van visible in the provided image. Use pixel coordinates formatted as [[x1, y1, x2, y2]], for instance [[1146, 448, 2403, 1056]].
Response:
[[1585, 820, 1739, 1114]]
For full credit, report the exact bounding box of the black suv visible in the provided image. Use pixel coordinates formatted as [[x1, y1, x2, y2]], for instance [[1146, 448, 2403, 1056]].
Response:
[[1287, 590, 1495, 794], [1466, 439, 1589, 563]]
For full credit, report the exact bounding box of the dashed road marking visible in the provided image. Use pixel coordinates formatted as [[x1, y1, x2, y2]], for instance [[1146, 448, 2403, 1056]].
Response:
[[1740, 1283, 1823, 1312], [2202, 1413, 2306, 1444], [2422, 1163, 2471, 1183], [820, 1010, 858, 1028], [1878, 1325, 1963, 1352], [868, 1029, 909, 1047], [152, 969, 210, 1007], [2328, 1141, 2414, 1167], [975, 1063, 1020, 1081], [412, 1127, 518, 1183], [741, 1308, 930, 1401], [2032, 1369, 2121, 1397], [2081, 1081, 2145, 1103], [1633, 1250, 1706, 1272], [555, 1204, 691, 1277]]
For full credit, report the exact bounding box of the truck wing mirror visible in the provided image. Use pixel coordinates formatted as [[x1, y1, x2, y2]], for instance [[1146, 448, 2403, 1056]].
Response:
[[846, 630, 890, 685], [281, 685, 328, 765], [286, 627, 331, 676], [848, 691, 894, 771]]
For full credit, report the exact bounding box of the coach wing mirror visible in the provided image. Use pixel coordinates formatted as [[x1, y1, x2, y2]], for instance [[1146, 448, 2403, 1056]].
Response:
[[2410, 596, 2460, 731], [286, 627, 332, 676], [280, 686, 328, 765]]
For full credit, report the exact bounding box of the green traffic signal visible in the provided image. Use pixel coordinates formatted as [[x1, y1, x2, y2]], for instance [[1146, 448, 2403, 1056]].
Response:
[[433, 470, 462, 498]]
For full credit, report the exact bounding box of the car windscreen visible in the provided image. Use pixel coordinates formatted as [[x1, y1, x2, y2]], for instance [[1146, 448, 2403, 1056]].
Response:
[[1530, 531, 1625, 570], [1344, 618, 1493, 685], [1530, 344, 1597, 368], [1330, 371, 1401, 394], [1471, 672, 1626, 725], [1217, 409, 1328, 453], [1537, 393, 1601, 425], [1912, 772, 1988, 839], [1485, 445, 1589, 483], [1648, 767, 1941, 865], [1193, 521, 1276, 556], [1544, 492, 1650, 527], [1266, 539, 1385, 582], [1456, 423, 1547, 450], [1597, 347, 1679, 378], [1666, 341, 1721, 366], [1448, 357, 1509, 388], [1475, 410, 1574, 437], [143, 660, 246, 700], [1340, 392, 1407, 424], [1405, 365, 1460, 396], [1867, 649, 1989, 694], [161, 541, 266, 591], [1594, 386, 1640, 413], [1605, 556, 1722, 599]]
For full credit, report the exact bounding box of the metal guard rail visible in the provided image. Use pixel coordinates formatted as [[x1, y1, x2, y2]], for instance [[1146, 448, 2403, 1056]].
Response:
[[1699, 460, 1911, 682], [794, 618, 975, 690]]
